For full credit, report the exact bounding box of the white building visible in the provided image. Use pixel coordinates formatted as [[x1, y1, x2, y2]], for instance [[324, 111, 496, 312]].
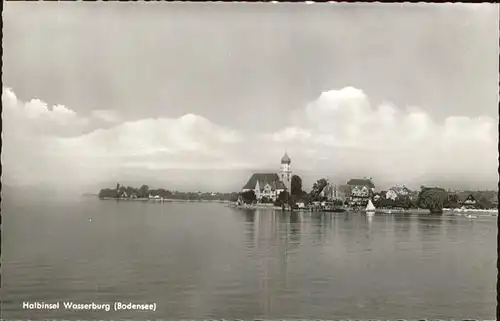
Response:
[[346, 178, 375, 206], [386, 185, 412, 200]]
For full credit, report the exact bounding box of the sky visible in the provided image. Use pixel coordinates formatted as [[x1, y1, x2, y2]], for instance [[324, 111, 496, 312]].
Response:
[[2, 2, 499, 194]]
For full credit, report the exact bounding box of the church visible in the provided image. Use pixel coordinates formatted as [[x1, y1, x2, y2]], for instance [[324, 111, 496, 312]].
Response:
[[241, 152, 292, 201]]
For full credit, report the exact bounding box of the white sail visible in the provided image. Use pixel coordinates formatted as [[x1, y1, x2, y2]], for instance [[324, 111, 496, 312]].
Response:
[[366, 199, 376, 212]]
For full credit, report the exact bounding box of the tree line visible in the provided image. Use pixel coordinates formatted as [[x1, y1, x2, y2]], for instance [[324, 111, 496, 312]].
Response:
[[98, 184, 238, 201]]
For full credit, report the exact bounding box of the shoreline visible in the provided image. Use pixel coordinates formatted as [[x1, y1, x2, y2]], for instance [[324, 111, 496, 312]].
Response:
[[99, 197, 230, 203], [97, 197, 498, 214], [443, 208, 498, 214]]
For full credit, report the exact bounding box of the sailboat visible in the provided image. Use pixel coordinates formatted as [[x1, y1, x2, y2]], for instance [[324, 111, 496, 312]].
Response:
[[365, 199, 376, 214]]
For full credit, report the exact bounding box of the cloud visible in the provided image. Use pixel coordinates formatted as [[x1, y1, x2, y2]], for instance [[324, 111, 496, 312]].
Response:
[[2, 87, 246, 190], [270, 87, 498, 188], [2, 87, 90, 138], [90, 109, 121, 123], [2, 86, 497, 192], [56, 114, 242, 162]]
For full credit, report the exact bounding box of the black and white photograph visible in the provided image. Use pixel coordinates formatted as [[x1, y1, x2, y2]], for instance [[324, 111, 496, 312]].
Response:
[[1, 2, 498, 320]]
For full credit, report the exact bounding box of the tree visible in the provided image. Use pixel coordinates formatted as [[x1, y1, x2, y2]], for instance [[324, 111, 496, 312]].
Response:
[[278, 191, 289, 204], [417, 187, 447, 214], [444, 194, 461, 209], [476, 196, 493, 209], [291, 175, 303, 197], [138, 185, 149, 198], [125, 186, 136, 197], [394, 195, 411, 209], [118, 186, 127, 197], [300, 191, 311, 204], [99, 188, 116, 198], [310, 178, 328, 200], [240, 190, 257, 204]]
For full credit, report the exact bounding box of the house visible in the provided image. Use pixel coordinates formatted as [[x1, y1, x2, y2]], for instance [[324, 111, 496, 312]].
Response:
[[242, 173, 286, 201], [386, 185, 411, 201], [241, 153, 292, 202], [385, 190, 398, 201], [346, 178, 375, 206], [460, 194, 477, 209]]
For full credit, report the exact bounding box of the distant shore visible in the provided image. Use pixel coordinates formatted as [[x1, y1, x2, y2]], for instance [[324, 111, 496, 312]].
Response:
[[99, 197, 230, 203]]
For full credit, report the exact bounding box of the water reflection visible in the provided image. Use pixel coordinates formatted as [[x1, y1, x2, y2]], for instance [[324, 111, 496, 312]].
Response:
[[227, 207, 495, 318], [445, 216, 460, 241], [417, 214, 444, 232], [288, 212, 302, 249], [310, 213, 331, 244], [393, 214, 412, 242], [241, 209, 256, 248], [366, 212, 374, 225], [243, 209, 255, 223], [416, 214, 445, 252]]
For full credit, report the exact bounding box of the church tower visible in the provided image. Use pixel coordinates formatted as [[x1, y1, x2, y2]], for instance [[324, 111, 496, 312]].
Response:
[[279, 151, 292, 192]]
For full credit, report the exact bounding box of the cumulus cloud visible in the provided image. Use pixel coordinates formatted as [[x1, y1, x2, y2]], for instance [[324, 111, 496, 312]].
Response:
[[2, 86, 497, 192], [2, 87, 90, 138], [2, 87, 246, 190], [270, 87, 498, 188]]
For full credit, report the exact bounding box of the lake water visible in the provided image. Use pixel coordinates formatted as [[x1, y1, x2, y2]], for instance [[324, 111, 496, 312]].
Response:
[[1, 196, 497, 320]]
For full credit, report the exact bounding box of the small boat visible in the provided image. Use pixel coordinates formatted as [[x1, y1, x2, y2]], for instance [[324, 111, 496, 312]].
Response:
[[465, 214, 478, 219], [365, 199, 376, 213]]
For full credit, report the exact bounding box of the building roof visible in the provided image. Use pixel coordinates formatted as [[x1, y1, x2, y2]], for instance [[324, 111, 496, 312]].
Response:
[[460, 194, 477, 203], [242, 173, 286, 190], [346, 178, 375, 188], [281, 152, 291, 164], [389, 185, 411, 194]]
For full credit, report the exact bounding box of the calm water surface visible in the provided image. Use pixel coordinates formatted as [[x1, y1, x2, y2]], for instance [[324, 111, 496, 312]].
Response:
[[2, 196, 496, 320]]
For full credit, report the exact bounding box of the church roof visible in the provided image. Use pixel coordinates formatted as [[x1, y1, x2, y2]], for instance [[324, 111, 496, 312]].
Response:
[[242, 173, 286, 190], [346, 178, 375, 188], [281, 152, 291, 164]]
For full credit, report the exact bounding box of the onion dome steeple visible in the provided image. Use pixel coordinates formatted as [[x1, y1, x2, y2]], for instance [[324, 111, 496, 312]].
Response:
[[281, 151, 291, 164]]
